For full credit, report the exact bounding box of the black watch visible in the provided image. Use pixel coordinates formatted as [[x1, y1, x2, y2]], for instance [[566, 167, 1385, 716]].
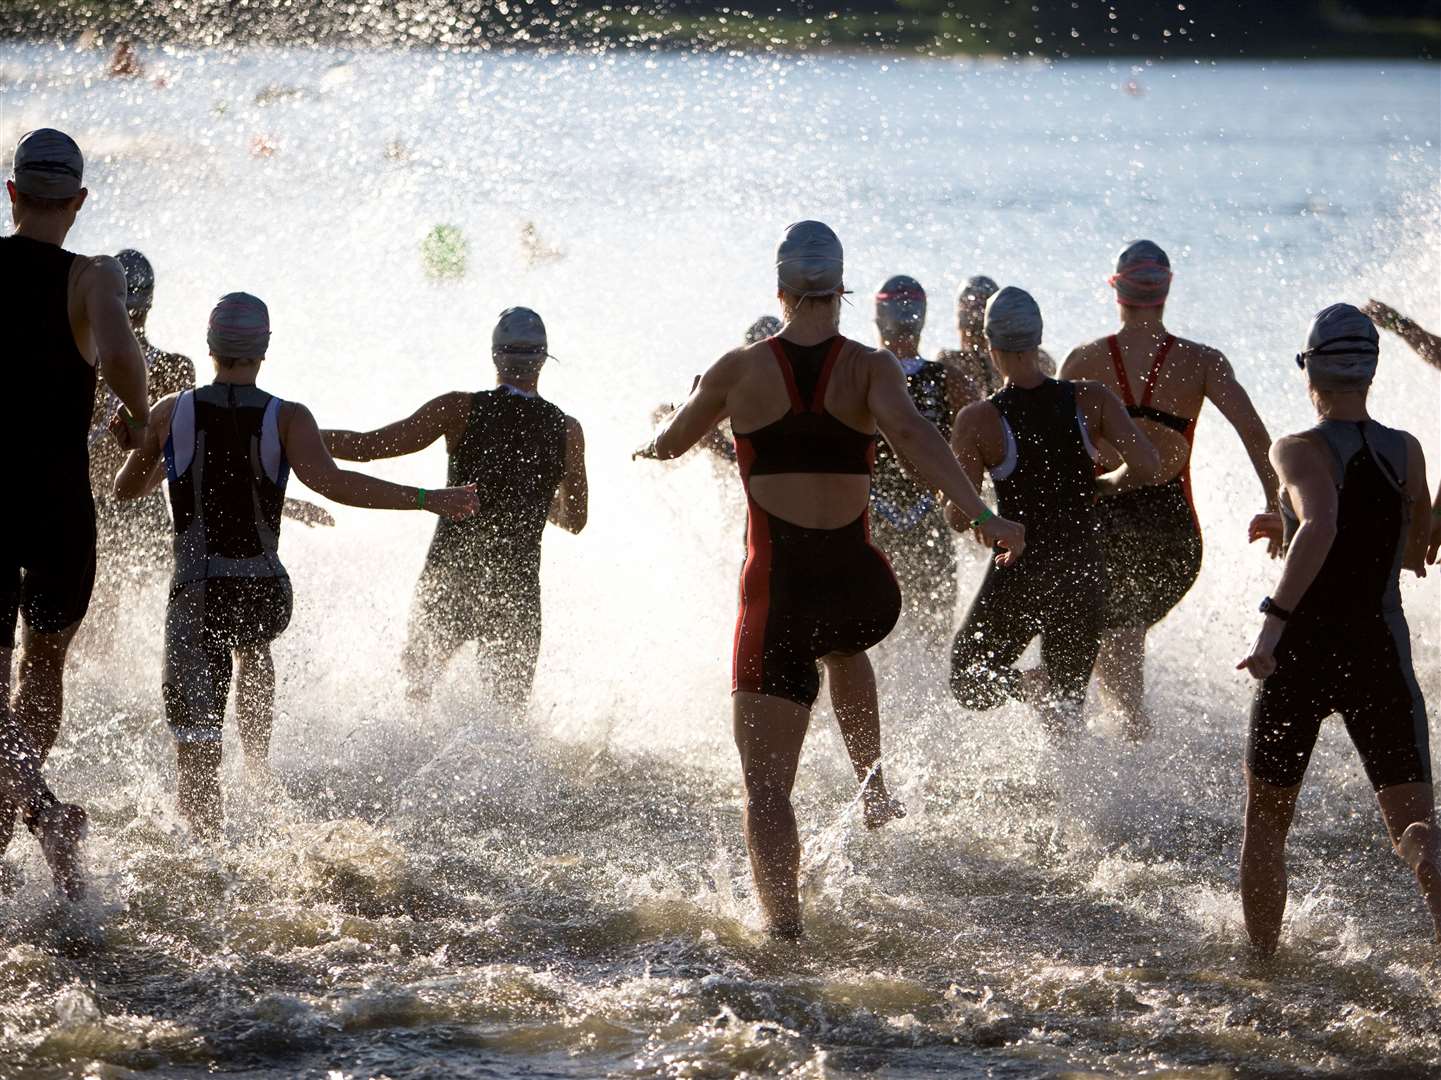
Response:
[[1259, 596, 1292, 621]]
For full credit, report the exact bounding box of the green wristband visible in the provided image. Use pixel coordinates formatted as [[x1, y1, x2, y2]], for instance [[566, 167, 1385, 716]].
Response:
[[125, 414, 144, 432], [970, 507, 995, 529], [417, 487, 427, 510]]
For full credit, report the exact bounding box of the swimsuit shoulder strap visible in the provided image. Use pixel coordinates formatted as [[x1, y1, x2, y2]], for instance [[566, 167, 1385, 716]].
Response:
[[809, 336, 847, 414], [1106, 335, 1136, 406], [1139, 334, 1178, 407], [766, 337, 805, 414]]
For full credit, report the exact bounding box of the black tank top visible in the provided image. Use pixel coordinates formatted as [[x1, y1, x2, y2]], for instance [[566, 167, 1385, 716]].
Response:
[[988, 379, 1099, 560], [427, 387, 569, 573], [735, 337, 875, 479], [164, 384, 289, 583], [872, 358, 953, 528], [0, 234, 94, 497], [1281, 419, 1407, 622]]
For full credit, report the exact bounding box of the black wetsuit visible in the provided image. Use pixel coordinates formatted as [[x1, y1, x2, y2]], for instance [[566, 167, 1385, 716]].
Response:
[[1247, 420, 1429, 791], [409, 386, 568, 706], [869, 357, 958, 640], [1097, 335, 1203, 630], [951, 379, 1104, 723], [733, 336, 901, 708], [0, 235, 97, 647], [162, 384, 293, 744]]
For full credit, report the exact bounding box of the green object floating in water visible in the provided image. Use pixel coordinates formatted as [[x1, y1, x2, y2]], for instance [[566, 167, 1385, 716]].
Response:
[[421, 224, 467, 280]]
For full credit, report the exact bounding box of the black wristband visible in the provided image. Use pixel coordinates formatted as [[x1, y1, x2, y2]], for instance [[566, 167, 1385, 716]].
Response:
[[1259, 596, 1292, 621]]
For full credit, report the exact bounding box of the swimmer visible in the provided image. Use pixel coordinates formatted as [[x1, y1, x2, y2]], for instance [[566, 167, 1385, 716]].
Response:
[[868, 275, 969, 645], [88, 250, 331, 627], [324, 307, 587, 712], [1238, 304, 1438, 953], [1061, 240, 1278, 740], [639, 221, 1024, 939], [1362, 299, 1441, 562], [1, 129, 151, 899], [936, 274, 1055, 407], [112, 293, 479, 838], [949, 287, 1158, 737]]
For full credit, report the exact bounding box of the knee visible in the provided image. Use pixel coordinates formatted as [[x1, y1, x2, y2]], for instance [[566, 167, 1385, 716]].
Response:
[[742, 778, 793, 822]]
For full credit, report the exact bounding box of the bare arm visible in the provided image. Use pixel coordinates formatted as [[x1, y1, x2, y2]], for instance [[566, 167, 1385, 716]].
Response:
[[1238, 436, 1337, 678], [641, 360, 734, 461], [84, 256, 150, 424], [1401, 433, 1429, 576], [1086, 382, 1161, 496], [944, 402, 995, 532], [284, 403, 477, 519], [1057, 346, 1087, 381], [1430, 482, 1441, 566], [1204, 349, 1279, 511], [548, 416, 588, 533], [113, 393, 178, 499], [869, 354, 1024, 563], [323, 392, 468, 462], [1365, 300, 1441, 370]]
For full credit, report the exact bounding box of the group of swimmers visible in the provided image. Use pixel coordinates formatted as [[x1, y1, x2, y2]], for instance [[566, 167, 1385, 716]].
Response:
[[2, 127, 1438, 956]]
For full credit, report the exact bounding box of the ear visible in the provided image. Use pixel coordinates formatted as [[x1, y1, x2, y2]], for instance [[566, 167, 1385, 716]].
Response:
[[73, 187, 89, 211], [4, 179, 15, 205]]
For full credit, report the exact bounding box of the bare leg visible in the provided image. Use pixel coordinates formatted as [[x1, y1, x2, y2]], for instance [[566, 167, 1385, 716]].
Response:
[[235, 645, 275, 775], [822, 651, 904, 829], [0, 644, 16, 857], [1375, 782, 1441, 942], [1240, 766, 1301, 956], [175, 739, 223, 841], [1095, 626, 1150, 741], [12, 622, 79, 769], [733, 691, 809, 939]]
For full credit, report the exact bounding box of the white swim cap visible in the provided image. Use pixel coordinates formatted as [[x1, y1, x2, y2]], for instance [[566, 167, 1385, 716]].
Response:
[[744, 315, 782, 344], [1297, 303, 1378, 389], [984, 286, 1043, 352], [208, 292, 270, 359], [776, 220, 844, 298]]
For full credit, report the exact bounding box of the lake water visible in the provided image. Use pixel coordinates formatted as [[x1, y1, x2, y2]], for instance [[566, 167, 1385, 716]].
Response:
[[1, 44, 1439, 1078]]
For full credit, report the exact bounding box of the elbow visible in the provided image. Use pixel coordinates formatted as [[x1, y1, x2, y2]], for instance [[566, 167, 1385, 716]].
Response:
[[566, 513, 588, 535]]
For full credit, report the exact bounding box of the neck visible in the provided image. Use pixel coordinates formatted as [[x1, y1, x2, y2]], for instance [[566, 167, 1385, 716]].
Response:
[[213, 362, 261, 386], [14, 214, 71, 247], [782, 303, 840, 346], [1314, 389, 1370, 422], [497, 371, 540, 394], [1118, 305, 1166, 333], [1000, 354, 1046, 389], [882, 334, 921, 361]]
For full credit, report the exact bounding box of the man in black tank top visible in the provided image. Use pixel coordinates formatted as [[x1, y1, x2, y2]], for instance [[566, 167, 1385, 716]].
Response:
[[326, 307, 587, 711], [0, 129, 150, 899], [1239, 305, 1438, 954], [867, 275, 969, 646], [948, 288, 1157, 736]]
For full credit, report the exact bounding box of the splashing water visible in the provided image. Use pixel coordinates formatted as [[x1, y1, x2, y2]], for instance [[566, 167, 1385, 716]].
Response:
[[2, 43, 1439, 1078]]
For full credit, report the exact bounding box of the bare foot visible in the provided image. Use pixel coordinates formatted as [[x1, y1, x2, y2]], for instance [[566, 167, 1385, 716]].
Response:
[[863, 789, 907, 830], [33, 802, 87, 902], [766, 921, 803, 943]]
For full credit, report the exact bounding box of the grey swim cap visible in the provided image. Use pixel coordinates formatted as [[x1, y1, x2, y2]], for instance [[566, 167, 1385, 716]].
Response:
[[984, 286, 1043, 352], [1297, 303, 1379, 389], [875, 274, 927, 334], [11, 128, 83, 199], [207, 292, 271, 360], [744, 315, 782, 344], [492, 306, 549, 364], [1109, 240, 1172, 307], [958, 274, 999, 309], [116, 248, 154, 316], [776, 220, 844, 298]]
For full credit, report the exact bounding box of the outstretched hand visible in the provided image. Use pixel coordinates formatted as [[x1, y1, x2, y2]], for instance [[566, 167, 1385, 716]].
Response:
[[978, 515, 1026, 567], [1428, 515, 1440, 567], [428, 483, 480, 521], [1362, 299, 1406, 333], [109, 409, 140, 452], [1248, 511, 1283, 558], [1237, 620, 1283, 680], [283, 498, 336, 528], [632, 438, 660, 461]]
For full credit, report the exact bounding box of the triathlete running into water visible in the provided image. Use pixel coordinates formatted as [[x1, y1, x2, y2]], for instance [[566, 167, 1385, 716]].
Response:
[[867, 275, 969, 644], [1061, 240, 1278, 740], [1363, 299, 1441, 563], [1, 129, 151, 899], [641, 221, 1025, 939], [949, 287, 1158, 736], [325, 307, 587, 711], [1238, 304, 1439, 953], [113, 293, 479, 838], [936, 274, 1056, 408]]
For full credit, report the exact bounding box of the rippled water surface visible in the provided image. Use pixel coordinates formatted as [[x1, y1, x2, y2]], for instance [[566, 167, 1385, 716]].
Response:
[[1, 46, 1439, 1079]]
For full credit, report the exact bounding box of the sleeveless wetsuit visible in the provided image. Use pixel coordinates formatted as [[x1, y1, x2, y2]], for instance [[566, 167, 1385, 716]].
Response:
[[162, 384, 293, 744], [1247, 420, 1429, 791], [1096, 334, 1203, 630], [950, 380, 1104, 719], [732, 336, 901, 708], [869, 357, 958, 639], [410, 386, 568, 706], [0, 234, 97, 646]]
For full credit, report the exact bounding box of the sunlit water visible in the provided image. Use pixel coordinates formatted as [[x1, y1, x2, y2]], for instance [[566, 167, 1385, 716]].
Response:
[[2, 45, 1439, 1078]]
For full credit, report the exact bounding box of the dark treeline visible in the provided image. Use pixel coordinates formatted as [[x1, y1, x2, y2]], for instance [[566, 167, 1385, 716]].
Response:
[[1, 0, 1437, 56]]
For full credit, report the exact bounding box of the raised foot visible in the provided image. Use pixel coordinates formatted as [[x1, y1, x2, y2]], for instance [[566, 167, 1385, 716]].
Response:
[[33, 802, 87, 902], [863, 792, 907, 831]]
